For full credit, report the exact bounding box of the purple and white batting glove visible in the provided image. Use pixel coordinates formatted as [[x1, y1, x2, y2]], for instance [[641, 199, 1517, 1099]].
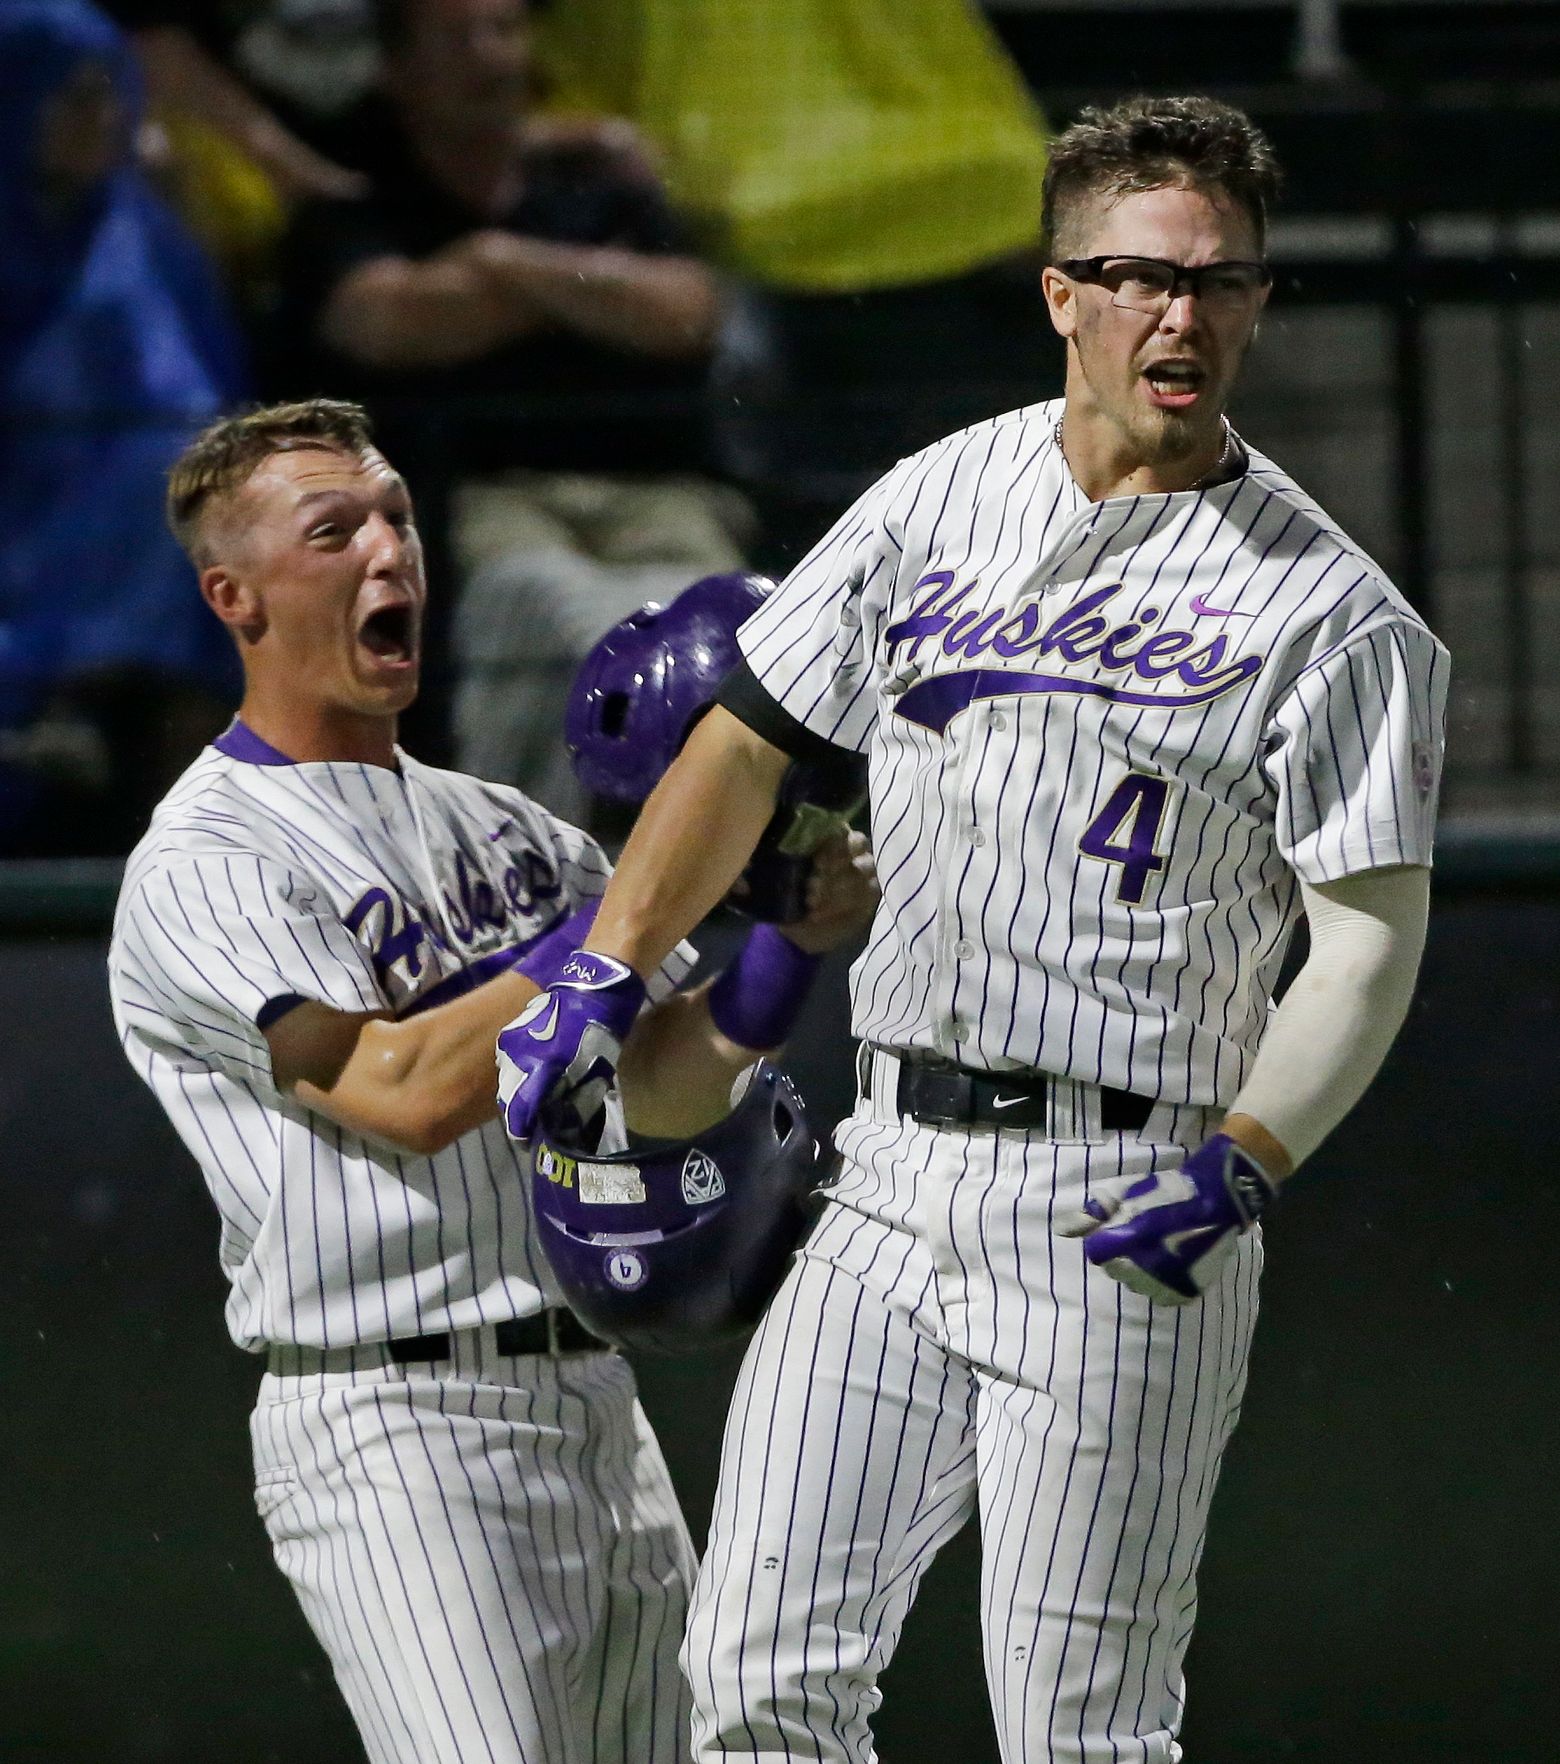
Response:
[[511, 899, 600, 988], [497, 949, 646, 1145], [1057, 1133, 1275, 1304]]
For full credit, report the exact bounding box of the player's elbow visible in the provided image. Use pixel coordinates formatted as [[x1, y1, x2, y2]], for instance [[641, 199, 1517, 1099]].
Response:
[[362, 1087, 475, 1156], [386, 1108, 467, 1157], [344, 1021, 479, 1154], [690, 705, 792, 800]]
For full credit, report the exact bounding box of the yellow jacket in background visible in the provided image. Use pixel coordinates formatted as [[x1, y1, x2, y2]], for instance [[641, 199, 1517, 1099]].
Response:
[[536, 0, 1048, 292]]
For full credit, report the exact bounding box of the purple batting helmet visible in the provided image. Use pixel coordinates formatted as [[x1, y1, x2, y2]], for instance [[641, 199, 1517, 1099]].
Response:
[[566, 572, 867, 923], [566, 572, 772, 805], [531, 1062, 819, 1355]]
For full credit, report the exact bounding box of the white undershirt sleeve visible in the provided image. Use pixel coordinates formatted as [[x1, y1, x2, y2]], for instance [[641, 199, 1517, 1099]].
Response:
[[1229, 864, 1430, 1170]]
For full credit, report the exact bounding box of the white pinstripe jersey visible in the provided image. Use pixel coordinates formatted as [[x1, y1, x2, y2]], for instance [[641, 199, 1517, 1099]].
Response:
[[108, 727, 692, 1352], [739, 397, 1449, 1106]]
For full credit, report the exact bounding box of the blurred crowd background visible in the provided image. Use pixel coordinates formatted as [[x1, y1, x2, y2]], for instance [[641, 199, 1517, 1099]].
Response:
[[1, 0, 1058, 850], [4, 0, 1554, 862]]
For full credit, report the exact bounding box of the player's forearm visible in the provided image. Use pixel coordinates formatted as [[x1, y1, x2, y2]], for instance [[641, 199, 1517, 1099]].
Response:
[[475, 238, 720, 358], [1223, 865, 1430, 1176], [299, 968, 542, 1154], [588, 707, 791, 976]]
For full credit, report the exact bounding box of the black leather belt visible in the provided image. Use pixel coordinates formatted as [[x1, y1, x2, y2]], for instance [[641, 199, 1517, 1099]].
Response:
[[888, 1052, 1155, 1134], [386, 1310, 606, 1363], [267, 1311, 611, 1378]]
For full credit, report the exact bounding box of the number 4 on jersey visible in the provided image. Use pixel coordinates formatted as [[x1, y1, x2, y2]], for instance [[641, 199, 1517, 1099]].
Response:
[[1079, 774, 1172, 903]]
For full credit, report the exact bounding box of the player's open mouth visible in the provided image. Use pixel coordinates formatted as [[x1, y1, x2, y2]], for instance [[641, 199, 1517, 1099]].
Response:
[[356, 602, 419, 669], [1141, 360, 1207, 410]]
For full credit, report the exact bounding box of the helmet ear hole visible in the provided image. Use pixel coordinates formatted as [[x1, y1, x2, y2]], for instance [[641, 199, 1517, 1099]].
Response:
[[565, 572, 774, 806], [772, 1099, 794, 1139], [599, 691, 631, 739]]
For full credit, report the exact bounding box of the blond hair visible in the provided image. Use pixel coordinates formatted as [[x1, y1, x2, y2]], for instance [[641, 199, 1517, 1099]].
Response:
[[166, 397, 376, 563]]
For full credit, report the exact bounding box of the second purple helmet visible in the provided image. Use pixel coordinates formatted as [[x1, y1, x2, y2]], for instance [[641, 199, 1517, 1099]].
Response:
[[566, 572, 774, 805]]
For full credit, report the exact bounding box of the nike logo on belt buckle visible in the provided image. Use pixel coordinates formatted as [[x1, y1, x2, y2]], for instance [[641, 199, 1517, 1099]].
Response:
[[991, 1094, 1032, 1110]]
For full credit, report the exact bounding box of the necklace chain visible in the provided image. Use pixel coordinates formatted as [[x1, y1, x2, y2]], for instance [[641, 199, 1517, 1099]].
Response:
[[1053, 415, 1235, 492]]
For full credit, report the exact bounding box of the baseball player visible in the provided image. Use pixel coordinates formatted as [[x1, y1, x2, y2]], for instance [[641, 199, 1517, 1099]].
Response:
[[499, 97, 1449, 1762], [106, 398, 876, 1764]]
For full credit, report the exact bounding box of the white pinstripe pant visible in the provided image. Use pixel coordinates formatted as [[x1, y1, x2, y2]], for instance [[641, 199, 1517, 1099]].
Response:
[[681, 1072, 1262, 1764], [250, 1337, 695, 1764]]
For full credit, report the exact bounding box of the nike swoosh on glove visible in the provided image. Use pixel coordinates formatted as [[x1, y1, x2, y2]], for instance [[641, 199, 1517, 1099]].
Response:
[[497, 950, 646, 1144], [1055, 1133, 1275, 1304]]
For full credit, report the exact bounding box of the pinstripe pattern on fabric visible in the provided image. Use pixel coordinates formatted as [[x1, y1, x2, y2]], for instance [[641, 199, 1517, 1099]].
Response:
[[682, 1250, 979, 1763], [108, 744, 693, 1351], [737, 397, 1447, 1108], [110, 743, 702, 1764], [688, 396, 1434, 1760], [684, 1082, 1258, 1764], [252, 1346, 694, 1764]]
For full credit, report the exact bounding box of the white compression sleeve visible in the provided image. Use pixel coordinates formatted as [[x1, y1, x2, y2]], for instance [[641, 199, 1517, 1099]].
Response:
[[1228, 865, 1431, 1170]]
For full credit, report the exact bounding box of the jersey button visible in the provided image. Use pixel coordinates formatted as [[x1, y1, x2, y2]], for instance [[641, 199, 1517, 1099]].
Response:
[[970, 828, 987, 847], [951, 1021, 969, 1044], [990, 714, 1008, 732], [955, 939, 975, 960]]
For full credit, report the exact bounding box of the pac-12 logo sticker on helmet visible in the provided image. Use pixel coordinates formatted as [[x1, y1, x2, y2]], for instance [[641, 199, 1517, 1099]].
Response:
[[567, 573, 867, 923], [680, 1149, 726, 1205], [531, 1062, 819, 1354]]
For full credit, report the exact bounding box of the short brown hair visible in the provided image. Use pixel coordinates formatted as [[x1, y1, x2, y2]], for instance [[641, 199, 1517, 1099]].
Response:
[[166, 397, 376, 562], [1041, 95, 1282, 260]]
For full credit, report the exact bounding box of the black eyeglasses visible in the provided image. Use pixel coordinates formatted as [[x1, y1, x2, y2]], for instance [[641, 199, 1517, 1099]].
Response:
[[1057, 256, 1273, 313]]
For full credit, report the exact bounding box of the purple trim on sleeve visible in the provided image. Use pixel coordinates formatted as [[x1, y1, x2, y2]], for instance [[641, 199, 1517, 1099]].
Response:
[[396, 903, 600, 1020], [399, 945, 525, 1018], [212, 720, 298, 766], [256, 992, 306, 1031]]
